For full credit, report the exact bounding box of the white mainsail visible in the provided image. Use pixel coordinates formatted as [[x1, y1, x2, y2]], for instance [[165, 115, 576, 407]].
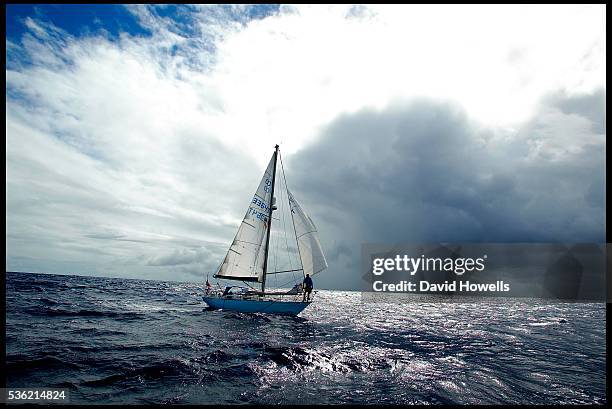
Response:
[[288, 190, 328, 276], [215, 154, 275, 282]]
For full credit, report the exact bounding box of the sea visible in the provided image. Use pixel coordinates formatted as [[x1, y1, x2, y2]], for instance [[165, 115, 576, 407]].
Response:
[[5, 271, 607, 405]]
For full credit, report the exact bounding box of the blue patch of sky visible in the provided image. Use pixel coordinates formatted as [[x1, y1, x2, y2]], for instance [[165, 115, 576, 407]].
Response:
[[6, 4, 281, 79], [245, 4, 280, 20], [216, 4, 280, 25], [149, 4, 202, 37], [6, 4, 152, 72], [7, 4, 279, 43], [145, 4, 280, 39], [146, 4, 280, 73], [7, 4, 280, 67], [6, 4, 151, 41]]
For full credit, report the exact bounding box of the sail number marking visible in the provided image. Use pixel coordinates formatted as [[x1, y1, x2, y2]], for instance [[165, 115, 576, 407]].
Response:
[[252, 196, 269, 211], [248, 196, 269, 223]]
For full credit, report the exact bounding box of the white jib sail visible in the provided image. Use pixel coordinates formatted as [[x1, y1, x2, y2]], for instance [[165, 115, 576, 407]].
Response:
[[288, 190, 328, 276], [216, 154, 275, 282]]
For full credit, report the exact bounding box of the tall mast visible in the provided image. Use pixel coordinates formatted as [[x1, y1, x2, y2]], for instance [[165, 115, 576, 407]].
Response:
[[261, 144, 279, 294]]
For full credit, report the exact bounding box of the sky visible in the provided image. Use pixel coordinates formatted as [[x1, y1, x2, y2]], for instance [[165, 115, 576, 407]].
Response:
[[5, 4, 606, 288]]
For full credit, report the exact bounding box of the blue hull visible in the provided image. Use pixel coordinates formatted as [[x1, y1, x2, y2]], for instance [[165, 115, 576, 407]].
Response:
[[202, 296, 311, 316]]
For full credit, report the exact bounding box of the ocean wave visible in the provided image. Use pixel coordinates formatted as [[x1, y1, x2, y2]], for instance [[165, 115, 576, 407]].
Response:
[[6, 355, 81, 372], [24, 306, 144, 319], [69, 327, 128, 336], [81, 358, 196, 386]]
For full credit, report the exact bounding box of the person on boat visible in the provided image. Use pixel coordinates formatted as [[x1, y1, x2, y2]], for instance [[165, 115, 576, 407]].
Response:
[[302, 274, 313, 302]]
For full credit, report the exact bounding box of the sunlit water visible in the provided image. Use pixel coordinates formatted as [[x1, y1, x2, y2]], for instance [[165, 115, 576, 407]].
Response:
[[5, 272, 606, 404]]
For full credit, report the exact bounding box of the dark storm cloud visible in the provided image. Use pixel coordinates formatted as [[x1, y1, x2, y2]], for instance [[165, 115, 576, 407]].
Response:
[[287, 92, 605, 289], [546, 89, 606, 135]]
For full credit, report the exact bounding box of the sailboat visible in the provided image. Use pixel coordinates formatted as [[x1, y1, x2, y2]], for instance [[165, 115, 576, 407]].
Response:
[[202, 144, 327, 316]]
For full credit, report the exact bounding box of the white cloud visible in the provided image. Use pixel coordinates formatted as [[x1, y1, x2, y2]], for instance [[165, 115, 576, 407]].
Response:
[[5, 5, 606, 282]]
